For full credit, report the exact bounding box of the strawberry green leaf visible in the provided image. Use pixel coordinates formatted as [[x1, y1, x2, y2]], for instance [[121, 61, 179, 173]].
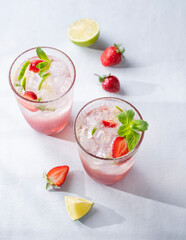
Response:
[[127, 110, 135, 123], [17, 60, 30, 81], [117, 112, 128, 125], [36, 47, 50, 62], [132, 120, 149, 132], [126, 131, 140, 151], [38, 73, 50, 90], [46, 182, 51, 190]]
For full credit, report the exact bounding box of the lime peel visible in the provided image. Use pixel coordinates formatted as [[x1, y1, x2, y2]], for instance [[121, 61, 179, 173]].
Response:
[[68, 19, 100, 47]]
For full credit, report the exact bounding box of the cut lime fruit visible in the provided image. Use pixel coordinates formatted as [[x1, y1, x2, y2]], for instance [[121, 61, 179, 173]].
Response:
[[67, 19, 100, 47], [65, 196, 94, 221]]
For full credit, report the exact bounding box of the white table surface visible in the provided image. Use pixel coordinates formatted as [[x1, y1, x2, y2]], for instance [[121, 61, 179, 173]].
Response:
[[0, 0, 186, 239]]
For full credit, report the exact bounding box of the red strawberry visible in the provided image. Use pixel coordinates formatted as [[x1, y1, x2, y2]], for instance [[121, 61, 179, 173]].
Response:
[[44, 166, 69, 190], [101, 44, 125, 66], [23, 91, 37, 100], [96, 74, 120, 93], [112, 137, 129, 158], [102, 120, 117, 128], [29, 59, 43, 73], [19, 91, 38, 112]]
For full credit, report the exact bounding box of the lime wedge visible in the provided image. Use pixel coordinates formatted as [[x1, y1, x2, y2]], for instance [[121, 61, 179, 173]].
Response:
[[65, 196, 94, 221], [67, 19, 100, 47]]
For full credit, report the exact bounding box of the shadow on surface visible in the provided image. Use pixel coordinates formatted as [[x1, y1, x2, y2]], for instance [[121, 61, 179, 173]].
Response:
[[49, 170, 85, 195], [118, 81, 157, 96], [51, 119, 75, 142], [79, 203, 125, 228], [88, 38, 109, 51]]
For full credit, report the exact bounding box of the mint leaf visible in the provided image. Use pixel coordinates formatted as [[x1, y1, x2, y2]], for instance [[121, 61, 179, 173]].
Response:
[[116, 106, 123, 112], [127, 110, 135, 123], [132, 120, 148, 132], [36, 61, 48, 70], [17, 60, 30, 81], [117, 108, 149, 152], [117, 124, 131, 137], [117, 112, 128, 124], [126, 131, 140, 151], [21, 77, 27, 90], [38, 62, 51, 77], [36, 47, 50, 62], [92, 127, 97, 135], [38, 73, 50, 90]]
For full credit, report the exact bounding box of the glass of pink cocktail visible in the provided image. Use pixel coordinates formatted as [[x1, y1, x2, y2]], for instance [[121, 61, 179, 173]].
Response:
[[74, 97, 148, 185], [9, 47, 76, 135]]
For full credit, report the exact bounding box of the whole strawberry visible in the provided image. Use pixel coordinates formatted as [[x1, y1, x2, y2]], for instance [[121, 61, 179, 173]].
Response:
[[95, 74, 120, 93], [101, 44, 125, 66]]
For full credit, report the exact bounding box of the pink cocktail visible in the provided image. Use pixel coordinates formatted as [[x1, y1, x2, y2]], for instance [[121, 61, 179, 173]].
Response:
[[9, 47, 76, 135], [74, 97, 145, 185]]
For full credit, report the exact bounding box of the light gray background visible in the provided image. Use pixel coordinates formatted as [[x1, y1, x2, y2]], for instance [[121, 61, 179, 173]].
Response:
[[0, 0, 186, 239]]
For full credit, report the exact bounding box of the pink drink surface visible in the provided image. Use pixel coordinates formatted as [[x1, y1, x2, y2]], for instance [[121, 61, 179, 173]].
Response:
[[13, 55, 74, 134]]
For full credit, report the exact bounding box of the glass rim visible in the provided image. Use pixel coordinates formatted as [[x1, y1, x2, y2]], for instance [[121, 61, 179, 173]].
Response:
[[74, 97, 144, 162], [9, 46, 76, 104]]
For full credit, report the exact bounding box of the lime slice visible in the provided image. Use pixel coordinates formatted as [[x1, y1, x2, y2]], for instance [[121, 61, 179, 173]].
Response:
[[67, 19, 100, 47], [65, 196, 94, 221]]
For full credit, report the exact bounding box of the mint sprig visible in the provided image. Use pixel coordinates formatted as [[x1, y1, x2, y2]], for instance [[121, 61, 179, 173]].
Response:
[[36, 47, 50, 62], [117, 108, 148, 151], [36, 47, 52, 89]]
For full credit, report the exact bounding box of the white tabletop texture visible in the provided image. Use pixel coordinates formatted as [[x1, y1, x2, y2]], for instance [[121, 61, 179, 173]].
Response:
[[0, 0, 186, 239]]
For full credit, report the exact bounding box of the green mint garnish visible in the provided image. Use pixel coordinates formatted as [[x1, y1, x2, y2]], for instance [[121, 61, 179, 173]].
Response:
[[37, 105, 55, 112], [92, 127, 97, 135], [36, 47, 52, 89], [38, 73, 50, 90], [17, 60, 30, 81], [36, 47, 50, 62], [116, 106, 123, 112], [117, 109, 148, 151], [21, 77, 27, 90]]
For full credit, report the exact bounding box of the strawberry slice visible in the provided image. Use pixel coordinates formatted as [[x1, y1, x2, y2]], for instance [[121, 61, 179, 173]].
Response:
[[44, 166, 69, 190], [112, 137, 129, 158], [102, 120, 117, 128], [29, 59, 43, 73], [23, 91, 37, 100], [19, 91, 38, 112]]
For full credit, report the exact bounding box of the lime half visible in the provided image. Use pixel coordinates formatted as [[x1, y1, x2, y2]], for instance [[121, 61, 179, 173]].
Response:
[[67, 19, 100, 47], [65, 196, 94, 221]]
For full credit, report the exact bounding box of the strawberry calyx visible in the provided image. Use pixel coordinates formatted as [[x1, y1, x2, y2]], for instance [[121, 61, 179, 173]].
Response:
[[43, 172, 57, 190], [114, 43, 125, 58], [43, 166, 69, 190], [95, 73, 111, 83]]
